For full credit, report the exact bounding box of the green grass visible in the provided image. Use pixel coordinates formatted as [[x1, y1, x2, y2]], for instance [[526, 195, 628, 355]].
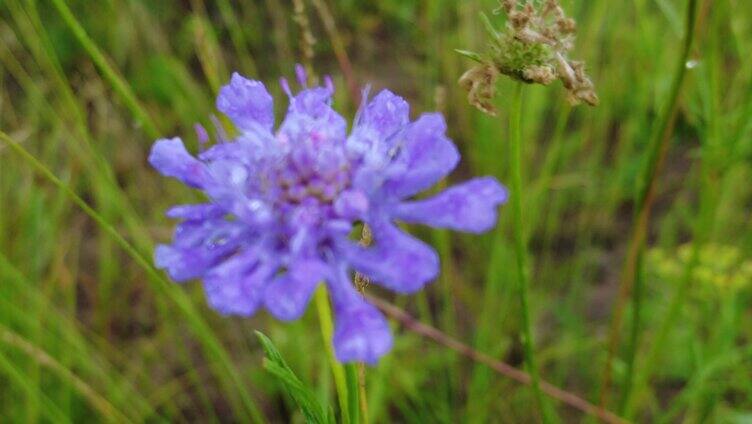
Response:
[[1, 0, 751, 422]]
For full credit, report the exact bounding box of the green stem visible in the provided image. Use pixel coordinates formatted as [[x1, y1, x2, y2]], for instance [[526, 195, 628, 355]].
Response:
[[357, 363, 369, 424], [618, 251, 644, 414], [314, 286, 357, 424], [345, 365, 360, 423], [628, 23, 717, 412], [599, 0, 699, 408], [508, 84, 548, 422]]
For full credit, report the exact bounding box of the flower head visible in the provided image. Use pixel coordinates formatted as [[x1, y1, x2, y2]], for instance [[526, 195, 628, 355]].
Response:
[[458, 0, 598, 114], [150, 67, 507, 364]]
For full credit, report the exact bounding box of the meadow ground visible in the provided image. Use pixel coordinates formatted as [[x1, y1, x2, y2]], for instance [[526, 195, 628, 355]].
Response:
[[1, 0, 751, 422]]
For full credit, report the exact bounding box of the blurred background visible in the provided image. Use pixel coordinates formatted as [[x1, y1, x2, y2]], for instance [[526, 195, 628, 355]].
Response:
[[1, 0, 751, 422]]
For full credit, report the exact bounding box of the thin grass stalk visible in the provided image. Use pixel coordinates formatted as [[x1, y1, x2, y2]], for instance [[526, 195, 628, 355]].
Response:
[[345, 364, 360, 423], [627, 1, 718, 410], [427, 2, 461, 412], [357, 363, 369, 424], [11, 0, 191, 303], [657, 344, 752, 423], [19, 1, 270, 416], [0, 33, 217, 419], [0, 131, 266, 423], [618, 251, 644, 414], [309, 0, 359, 105], [0, 280, 158, 421], [190, 0, 228, 95], [264, 0, 295, 74], [292, 0, 317, 79], [0, 250, 161, 420], [628, 242, 702, 412], [0, 325, 131, 423], [48, 0, 161, 139], [628, 132, 719, 420], [0, 350, 70, 423], [354, 268, 370, 424], [215, 0, 259, 76], [11, 1, 211, 399], [507, 83, 549, 422], [4, 2, 151, 241], [599, 0, 699, 407], [314, 286, 356, 424]]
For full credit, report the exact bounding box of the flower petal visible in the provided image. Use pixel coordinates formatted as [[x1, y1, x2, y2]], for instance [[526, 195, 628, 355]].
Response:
[[340, 219, 439, 293], [383, 113, 459, 199], [356, 89, 410, 139], [217, 73, 275, 131], [154, 219, 243, 282], [333, 300, 393, 365], [165, 204, 225, 221], [264, 259, 328, 320], [202, 159, 274, 227], [326, 262, 392, 364], [203, 250, 276, 316], [393, 177, 508, 233], [345, 90, 409, 171], [155, 244, 216, 282], [279, 96, 347, 145], [149, 137, 209, 188], [170, 219, 244, 249], [333, 189, 370, 220]]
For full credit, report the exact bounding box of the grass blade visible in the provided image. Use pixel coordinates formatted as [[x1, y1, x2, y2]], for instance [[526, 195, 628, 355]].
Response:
[[256, 331, 334, 424], [0, 130, 265, 423]]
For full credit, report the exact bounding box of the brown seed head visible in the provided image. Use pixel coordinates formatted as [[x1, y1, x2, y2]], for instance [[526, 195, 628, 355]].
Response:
[[458, 0, 598, 113]]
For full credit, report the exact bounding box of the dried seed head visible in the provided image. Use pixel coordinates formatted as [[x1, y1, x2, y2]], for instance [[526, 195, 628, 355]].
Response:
[[523, 65, 557, 85], [554, 54, 598, 106], [458, 0, 598, 114], [459, 64, 500, 116]]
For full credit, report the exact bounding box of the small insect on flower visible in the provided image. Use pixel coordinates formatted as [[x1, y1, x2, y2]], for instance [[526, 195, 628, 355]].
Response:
[[149, 66, 508, 364], [458, 0, 598, 114]]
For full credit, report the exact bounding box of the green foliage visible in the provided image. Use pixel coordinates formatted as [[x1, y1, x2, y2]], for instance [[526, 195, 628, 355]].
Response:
[[1, 0, 751, 422], [648, 243, 752, 295], [256, 331, 335, 424]]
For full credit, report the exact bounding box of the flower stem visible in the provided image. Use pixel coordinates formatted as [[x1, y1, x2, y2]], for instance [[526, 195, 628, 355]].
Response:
[[357, 363, 369, 424], [354, 225, 371, 424], [345, 364, 360, 423], [508, 84, 548, 422], [314, 286, 356, 424]]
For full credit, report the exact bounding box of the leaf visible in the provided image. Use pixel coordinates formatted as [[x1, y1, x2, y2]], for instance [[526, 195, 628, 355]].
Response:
[[255, 331, 335, 424], [454, 49, 485, 63], [480, 12, 502, 41]]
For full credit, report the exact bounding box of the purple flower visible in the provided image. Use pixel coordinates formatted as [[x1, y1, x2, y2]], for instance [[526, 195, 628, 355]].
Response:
[[150, 67, 507, 364]]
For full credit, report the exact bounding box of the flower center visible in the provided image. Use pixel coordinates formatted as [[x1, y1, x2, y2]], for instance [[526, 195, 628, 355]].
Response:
[[273, 144, 351, 206]]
